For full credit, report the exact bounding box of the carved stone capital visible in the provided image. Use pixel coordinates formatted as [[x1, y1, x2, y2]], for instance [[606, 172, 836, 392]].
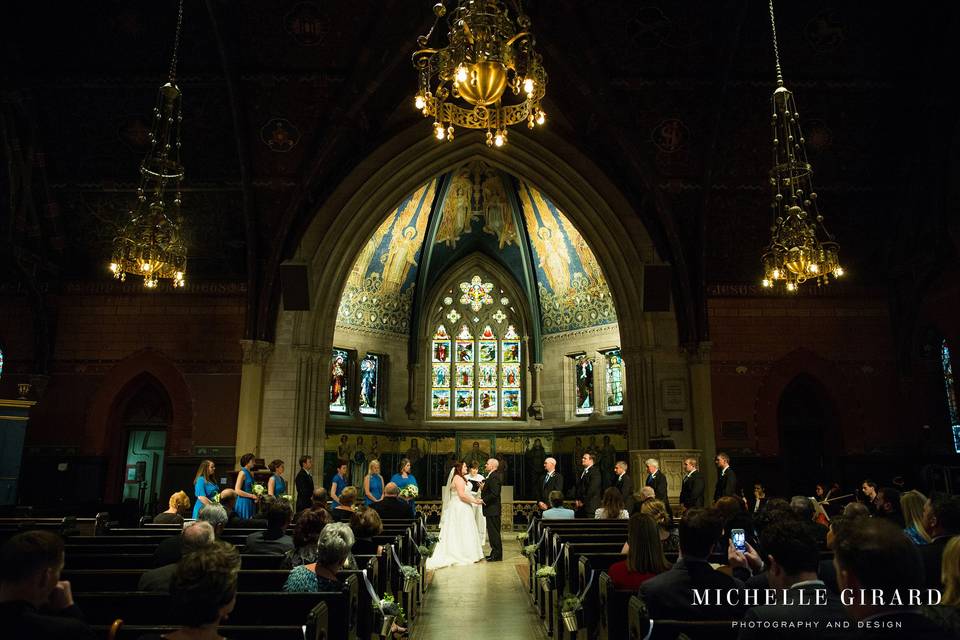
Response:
[[240, 340, 274, 366]]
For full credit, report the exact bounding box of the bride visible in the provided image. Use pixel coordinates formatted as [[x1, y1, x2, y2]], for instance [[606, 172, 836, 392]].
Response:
[[426, 460, 485, 569]]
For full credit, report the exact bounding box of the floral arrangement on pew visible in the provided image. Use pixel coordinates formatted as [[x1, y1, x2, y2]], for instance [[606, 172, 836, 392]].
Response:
[[560, 592, 584, 632], [535, 565, 556, 589], [399, 564, 421, 592], [375, 594, 407, 637], [417, 531, 439, 558], [516, 532, 528, 543], [522, 543, 539, 558], [398, 484, 418, 500]]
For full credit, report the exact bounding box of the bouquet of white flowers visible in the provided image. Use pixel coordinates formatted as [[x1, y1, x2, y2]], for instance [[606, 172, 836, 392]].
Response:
[[399, 484, 418, 499], [252, 483, 266, 497]]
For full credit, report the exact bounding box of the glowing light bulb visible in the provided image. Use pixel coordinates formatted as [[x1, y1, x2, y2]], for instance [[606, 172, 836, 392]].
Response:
[[109, 262, 118, 273], [786, 282, 796, 292], [762, 279, 771, 288], [809, 263, 819, 274], [494, 133, 504, 147], [772, 268, 780, 280], [523, 77, 534, 95], [434, 123, 445, 140], [414, 95, 426, 110], [455, 65, 468, 83], [141, 262, 151, 272], [536, 110, 545, 125]]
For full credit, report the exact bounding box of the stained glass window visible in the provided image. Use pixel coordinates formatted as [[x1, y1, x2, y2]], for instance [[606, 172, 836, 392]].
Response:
[[359, 354, 380, 416], [0, 346, 4, 380], [329, 348, 349, 414], [575, 355, 595, 416], [943, 340, 960, 453], [429, 281, 522, 418], [604, 348, 624, 413]]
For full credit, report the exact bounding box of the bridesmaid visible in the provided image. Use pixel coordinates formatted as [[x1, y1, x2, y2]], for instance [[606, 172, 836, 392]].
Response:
[[330, 460, 349, 508], [389, 457, 418, 516], [268, 459, 287, 498], [192, 459, 219, 519], [363, 459, 384, 506], [234, 453, 259, 519]]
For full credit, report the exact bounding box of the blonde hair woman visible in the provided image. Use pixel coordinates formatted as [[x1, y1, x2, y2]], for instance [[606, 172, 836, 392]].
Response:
[[155, 491, 191, 525], [922, 536, 960, 633], [363, 459, 384, 506], [901, 490, 931, 545], [332, 486, 358, 523]]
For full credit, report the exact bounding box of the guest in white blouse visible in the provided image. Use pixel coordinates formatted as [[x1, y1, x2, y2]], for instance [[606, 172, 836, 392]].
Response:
[[596, 487, 630, 520]]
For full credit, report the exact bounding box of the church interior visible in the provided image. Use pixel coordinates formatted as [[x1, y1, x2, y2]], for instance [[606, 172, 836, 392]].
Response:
[[1, 1, 959, 639]]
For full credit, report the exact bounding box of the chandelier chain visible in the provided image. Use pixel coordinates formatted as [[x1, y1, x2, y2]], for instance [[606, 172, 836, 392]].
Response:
[[768, 0, 783, 87], [168, 0, 184, 82]]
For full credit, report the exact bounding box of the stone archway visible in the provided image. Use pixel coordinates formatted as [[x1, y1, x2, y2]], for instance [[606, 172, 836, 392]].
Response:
[[85, 348, 193, 501]]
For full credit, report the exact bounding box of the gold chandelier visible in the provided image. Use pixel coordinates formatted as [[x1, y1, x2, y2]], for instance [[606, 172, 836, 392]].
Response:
[[110, 0, 187, 289], [760, 0, 843, 292], [412, 0, 547, 147]]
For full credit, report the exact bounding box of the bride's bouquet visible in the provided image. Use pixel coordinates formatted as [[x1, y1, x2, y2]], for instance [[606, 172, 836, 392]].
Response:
[[399, 484, 419, 499]]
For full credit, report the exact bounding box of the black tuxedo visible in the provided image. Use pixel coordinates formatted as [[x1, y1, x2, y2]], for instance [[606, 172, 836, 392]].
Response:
[[373, 497, 414, 520], [539, 471, 564, 507], [680, 469, 705, 509], [919, 535, 953, 590], [738, 582, 851, 640], [714, 467, 739, 502], [645, 471, 672, 518], [573, 465, 602, 517], [294, 468, 314, 513], [639, 558, 746, 621], [482, 470, 503, 560], [614, 473, 634, 511]]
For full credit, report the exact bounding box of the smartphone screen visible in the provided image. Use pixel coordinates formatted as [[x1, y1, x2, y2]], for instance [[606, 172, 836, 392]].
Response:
[[732, 528, 746, 552]]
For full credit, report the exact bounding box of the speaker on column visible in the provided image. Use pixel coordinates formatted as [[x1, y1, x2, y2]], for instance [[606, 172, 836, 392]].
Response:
[[643, 265, 672, 312], [280, 261, 311, 311]]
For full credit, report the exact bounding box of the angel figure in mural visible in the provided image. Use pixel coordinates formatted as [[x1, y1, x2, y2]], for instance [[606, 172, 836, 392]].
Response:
[[561, 215, 606, 286], [435, 170, 473, 248], [537, 227, 572, 295], [406, 438, 423, 465], [336, 434, 353, 462], [481, 170, 516, 248], [380, 226, 419, 296], [369, 435, 380, 460]]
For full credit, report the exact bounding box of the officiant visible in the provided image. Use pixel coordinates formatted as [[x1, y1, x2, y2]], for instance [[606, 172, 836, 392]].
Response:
[[465, 462, 487, 545]]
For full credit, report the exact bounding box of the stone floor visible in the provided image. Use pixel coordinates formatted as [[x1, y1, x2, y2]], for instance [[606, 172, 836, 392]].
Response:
[[411, 537, 547, 639]]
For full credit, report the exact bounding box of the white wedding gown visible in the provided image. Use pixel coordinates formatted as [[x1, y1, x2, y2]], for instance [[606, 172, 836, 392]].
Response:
[[426, 475, 485, 570]]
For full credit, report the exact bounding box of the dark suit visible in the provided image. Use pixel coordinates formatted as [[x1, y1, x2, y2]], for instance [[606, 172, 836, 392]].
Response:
[[137, 563, 177, 592], [614, 473, 634, 511], [738, 582, 851, 640], [714, 467, 739, 501], [539, 471, 564, 508], [373, 497, 414, 520], [680, 469, 705, 509], [573, 465, 602, 517], [919, 535, 954, 590], [0, 601, 95, 640], [482, 470, 502, 560], [645, 471, 672, 518], [294, 468, 314, 513], [639, 557, 746, 621]]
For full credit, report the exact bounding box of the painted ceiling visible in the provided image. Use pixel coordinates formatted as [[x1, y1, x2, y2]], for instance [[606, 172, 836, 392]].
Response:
[[336, 161, 616, 337]]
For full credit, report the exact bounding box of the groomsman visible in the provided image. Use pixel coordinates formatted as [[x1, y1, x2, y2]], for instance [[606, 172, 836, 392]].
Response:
[[645, 458, 672, 519], [481, 458, 503, 562], [294, 455, 314, 513], [713, 452, 739, 502], [613, 461, 634, 512], [572, 452, 602, 517], [538, 457, 564, 511], [679, 457, 705, 509]]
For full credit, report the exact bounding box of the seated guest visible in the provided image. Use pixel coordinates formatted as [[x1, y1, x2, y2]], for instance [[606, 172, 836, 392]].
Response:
[[922, 537, 960, 635], [595, 487, 629, 520], [372, 482, 412, 520], [641, 499, 680, 552], [245, 502, 294, 555], [736, 521, 849, 640], [154, 491, 191, 525], [138, 541, 241, 640], [219, 489, 267, 529], [790, 495, 828, 548], [311, 487, 331, 513], [542, 490, 575, 520], [876, 487, 906, 528], [154, 504, 229, 566], [639, 508, 746, 621], [138, 521, 215, 592], [284, 523, 354, 592], [842, 501, 870, 519], [350, 507, 384, 556], [609, 513, 671, 590], [834, 517, 946, 637], [0, 530, 95, 639], [332, 486, 358, 522], [629, 486, 657, 514], [715, 495, 757, 551], [284, 509, 331, 569], [920, 493, 960, 590], [902, 489, 932, 545]]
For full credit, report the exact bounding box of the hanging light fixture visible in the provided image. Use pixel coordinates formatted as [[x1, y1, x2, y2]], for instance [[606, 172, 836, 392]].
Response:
[[110, 0, 187, 289], [760, 0, 843, 292], [412, 0, 547, 147]]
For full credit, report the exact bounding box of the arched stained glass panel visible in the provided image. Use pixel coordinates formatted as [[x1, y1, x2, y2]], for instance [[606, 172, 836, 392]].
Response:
[[943, 340, 960, 453], [605, 349, 624, 414], [329, 348, 349, 414], [575, 356, 595, 416], [359, 354, 380, 416]]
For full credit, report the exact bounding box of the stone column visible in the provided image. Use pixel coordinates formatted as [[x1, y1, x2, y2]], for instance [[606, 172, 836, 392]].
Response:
[[687, 341, 717, 493], [292, 348, 328, 466], [528, 362, 544, 420], [621, 347, 656, 450], [236, 340, 273, 457]]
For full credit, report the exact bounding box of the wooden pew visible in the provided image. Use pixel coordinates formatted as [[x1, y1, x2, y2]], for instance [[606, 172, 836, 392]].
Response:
[[95, 624, 311, 640], [598, 572, 632, 640], [65, 553, 286, 570], [627, 595, 737, 640], [75, 579, 358, 639], [548, 544, 623, 640], [576, 554, 623, 640]]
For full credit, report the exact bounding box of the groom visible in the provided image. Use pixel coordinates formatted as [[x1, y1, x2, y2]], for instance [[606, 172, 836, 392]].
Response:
[[481, 458, 502, 562]]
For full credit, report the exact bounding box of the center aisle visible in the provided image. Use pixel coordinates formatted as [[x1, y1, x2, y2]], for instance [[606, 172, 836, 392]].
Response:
[[411, 538, 547, 639]]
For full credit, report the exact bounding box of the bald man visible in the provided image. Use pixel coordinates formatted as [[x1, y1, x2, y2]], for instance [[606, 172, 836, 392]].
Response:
[[538, 457, 564, 511], [481, 458, 502, 561]]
